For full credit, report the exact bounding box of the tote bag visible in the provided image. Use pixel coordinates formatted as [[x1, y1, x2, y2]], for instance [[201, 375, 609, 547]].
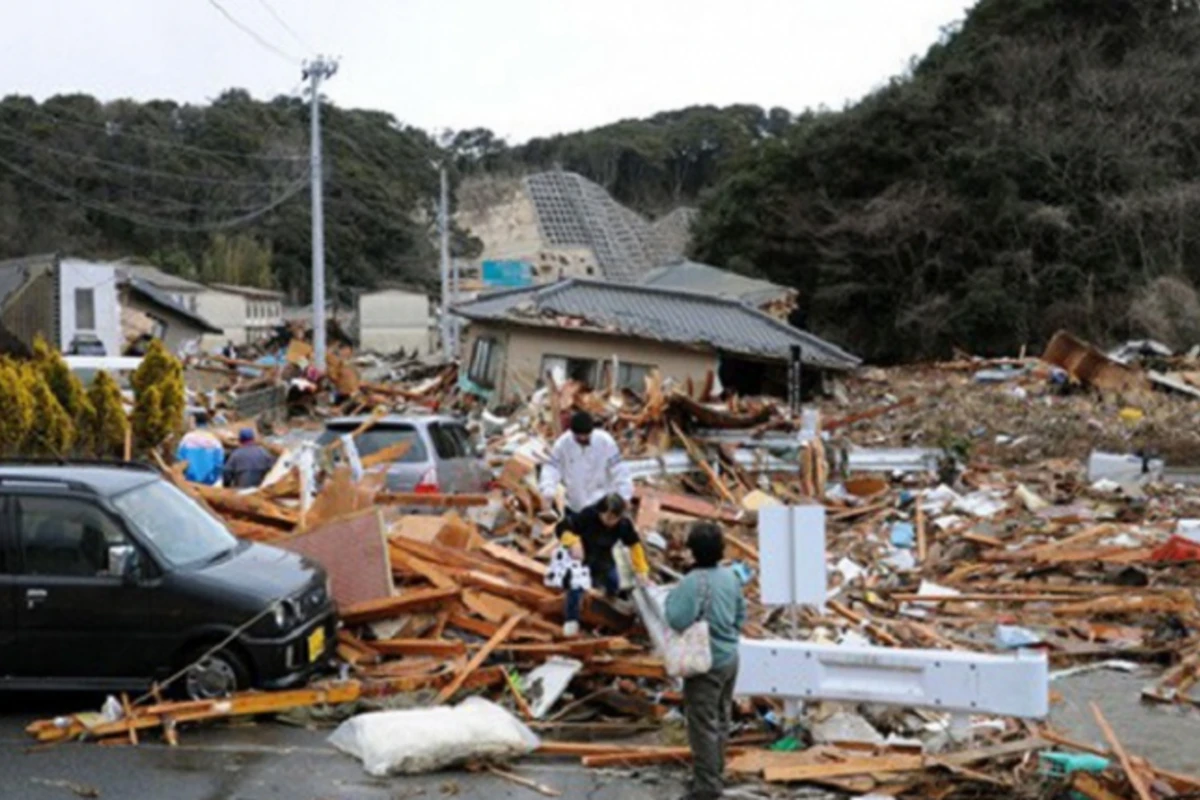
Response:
[[663, 572, 713, 679]]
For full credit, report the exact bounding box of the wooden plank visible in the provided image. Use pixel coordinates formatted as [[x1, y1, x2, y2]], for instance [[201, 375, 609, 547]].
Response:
[[916, 502, 928, 562], [376, 492, 489, 508], [582, 748, 707, 768], [460, 571, 557, 606], [436, 612, 527, 704], [388, 544, 460, 590], [480, 542, 550, 584], [1090, 702, 1153, 800], [763, 737, 1047, 784], [341, 587, 461, 625], [29, 682, 362, 743], [371, 638, 467, 658], [765, 755, 925, 783], [584, 657, 667, 680], [1072, 773, 1128, 800]]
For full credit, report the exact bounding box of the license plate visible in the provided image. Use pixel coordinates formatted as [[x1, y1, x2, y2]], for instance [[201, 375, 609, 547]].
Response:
[[307, 627, 326, 663]]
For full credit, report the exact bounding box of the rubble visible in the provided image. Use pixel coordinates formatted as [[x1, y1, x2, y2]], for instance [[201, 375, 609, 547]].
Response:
[[27, 329, 1200, 798]]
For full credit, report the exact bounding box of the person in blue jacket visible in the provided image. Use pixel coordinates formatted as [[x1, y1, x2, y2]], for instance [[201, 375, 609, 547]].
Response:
[[176, 416, 225, 485]]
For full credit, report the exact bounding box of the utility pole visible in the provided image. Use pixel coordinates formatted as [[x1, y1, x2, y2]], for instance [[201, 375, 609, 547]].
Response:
[[438, 163, 452, 360], [303, 55, 338, 371]]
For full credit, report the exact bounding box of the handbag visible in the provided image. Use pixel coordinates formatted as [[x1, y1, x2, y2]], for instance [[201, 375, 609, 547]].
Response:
[[663, 571, 713, 679]]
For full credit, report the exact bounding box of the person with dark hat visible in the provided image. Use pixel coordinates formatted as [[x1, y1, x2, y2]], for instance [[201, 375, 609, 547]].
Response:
[[538, 411, 632, 516], [222, 428, 276, 488]]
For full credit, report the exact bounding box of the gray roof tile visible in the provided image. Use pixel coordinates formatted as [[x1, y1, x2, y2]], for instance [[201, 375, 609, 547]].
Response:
[[455, 279, 859, 370]]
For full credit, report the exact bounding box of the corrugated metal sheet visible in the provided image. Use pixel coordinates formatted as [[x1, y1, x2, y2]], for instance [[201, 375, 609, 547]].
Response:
[[455, 279, 859, 370]]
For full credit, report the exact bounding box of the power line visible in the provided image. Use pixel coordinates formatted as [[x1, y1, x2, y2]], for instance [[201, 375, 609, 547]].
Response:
[[0, 152, 309, 232], [256, 0, 313, 53], [2, 103, 307, 162], [205, 0, 300, 65], [0, 127, 303, 187]]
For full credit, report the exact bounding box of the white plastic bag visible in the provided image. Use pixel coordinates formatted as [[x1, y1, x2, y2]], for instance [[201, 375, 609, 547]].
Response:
[[328, 697, 540, 776]]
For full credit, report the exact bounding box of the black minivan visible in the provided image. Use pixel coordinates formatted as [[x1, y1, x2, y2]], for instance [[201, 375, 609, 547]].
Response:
[[0, 463, 336, 699]]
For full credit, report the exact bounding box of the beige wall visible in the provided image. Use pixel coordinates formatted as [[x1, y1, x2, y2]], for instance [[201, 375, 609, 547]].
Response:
[[462, 321, 715, 403]]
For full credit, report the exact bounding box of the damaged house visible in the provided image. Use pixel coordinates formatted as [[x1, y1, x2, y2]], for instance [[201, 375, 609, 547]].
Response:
[[453, 278, 859, 403]]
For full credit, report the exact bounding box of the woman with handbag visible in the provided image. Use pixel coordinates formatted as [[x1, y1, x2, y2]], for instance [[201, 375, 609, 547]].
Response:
[[665, 523, 747, 800]]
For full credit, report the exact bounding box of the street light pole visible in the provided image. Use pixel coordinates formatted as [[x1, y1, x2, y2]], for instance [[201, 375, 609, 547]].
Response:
[[303, 55, 338, 371], [438, 163, 452, 361]]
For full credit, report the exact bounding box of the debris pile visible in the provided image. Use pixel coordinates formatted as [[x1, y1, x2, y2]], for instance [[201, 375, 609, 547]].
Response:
[[29, 330, 1200, 798]]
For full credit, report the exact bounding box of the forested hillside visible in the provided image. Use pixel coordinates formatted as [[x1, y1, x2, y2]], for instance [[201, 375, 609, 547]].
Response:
[[0, 90, 446, 301], [8, 0, 1200, 362], [691, 0, 1200, 362]]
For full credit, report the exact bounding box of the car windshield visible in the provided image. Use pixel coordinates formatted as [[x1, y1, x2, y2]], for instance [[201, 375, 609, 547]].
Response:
[[316, 425, 427, 463], [113, 479, 239, 568]]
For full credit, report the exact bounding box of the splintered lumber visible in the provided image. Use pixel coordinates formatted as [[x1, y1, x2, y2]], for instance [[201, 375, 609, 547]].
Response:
[[27, 682, 362, 744], [636, 488, 743, 524], [585, 657, 667, 680], [1090, 703, 1153, 800], [461, 571, 557, 606], [449, 612, 554, 643], [341, 587, 461, 625], [486, 765, 561, 798], [377, 491, 490, 508], [192, 484, 299, 527], [359, 440, 412, 470], [763, 737, 1047, 784], [582, 747, 706, 768], [388, 544, 460, 590], [480, 542, 550, 583], [1053, 594, 1193, 617], [437, 612, 528, 703], [765, 755, 925, 783], [371, 638, 468, 658], [823, 397, 916, 431], [1072, 773, 1128, 800], [916, 501, 928, 562]]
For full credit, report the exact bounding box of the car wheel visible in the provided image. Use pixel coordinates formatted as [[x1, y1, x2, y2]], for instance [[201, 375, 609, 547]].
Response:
[[181, 646, 250, 700]]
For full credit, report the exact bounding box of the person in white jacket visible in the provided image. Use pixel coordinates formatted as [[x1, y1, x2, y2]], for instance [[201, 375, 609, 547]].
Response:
[[539, 411, 633, 515]]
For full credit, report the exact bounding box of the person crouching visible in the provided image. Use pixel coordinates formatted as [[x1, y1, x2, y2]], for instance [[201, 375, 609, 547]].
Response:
[[555, 493, 649, 637]]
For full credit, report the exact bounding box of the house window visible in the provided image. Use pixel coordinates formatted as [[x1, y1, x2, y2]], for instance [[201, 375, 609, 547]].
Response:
[[468, 336, 501, 388], [616, 362, 653, 392], [539, 354, 599, 389], [75, 288, 95, 331]]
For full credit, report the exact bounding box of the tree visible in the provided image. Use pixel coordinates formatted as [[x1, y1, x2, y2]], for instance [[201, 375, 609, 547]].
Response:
[[131, 339, 184, 452], [24, 364, 74, 456], [0, 358, 33, 455], [33, 336, 93, 453], [86, 370, 129, 459]]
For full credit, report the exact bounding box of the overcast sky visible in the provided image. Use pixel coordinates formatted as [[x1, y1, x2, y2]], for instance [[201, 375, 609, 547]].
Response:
[[1, 0, 973, 143]]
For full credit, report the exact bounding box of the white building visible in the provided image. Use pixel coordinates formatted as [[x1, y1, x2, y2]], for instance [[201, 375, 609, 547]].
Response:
[[357, 287, 433, 355], [0, 254, 121, 355], [202, 284, 284, 348]]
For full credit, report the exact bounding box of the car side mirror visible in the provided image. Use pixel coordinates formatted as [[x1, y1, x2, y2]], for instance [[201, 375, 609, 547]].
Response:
[[108, 544, 139, 584]]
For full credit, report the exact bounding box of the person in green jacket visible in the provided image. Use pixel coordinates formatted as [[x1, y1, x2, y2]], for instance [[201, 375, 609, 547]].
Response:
[[665, 523, 746, 800]]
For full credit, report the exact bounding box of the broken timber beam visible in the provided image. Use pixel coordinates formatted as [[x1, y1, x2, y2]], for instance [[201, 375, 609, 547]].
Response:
[[341, 587, 461, 625], [437, 612, 528, 704]]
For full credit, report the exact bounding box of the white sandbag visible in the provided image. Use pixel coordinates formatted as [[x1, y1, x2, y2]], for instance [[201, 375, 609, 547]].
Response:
[[328, 697, 540, 776]]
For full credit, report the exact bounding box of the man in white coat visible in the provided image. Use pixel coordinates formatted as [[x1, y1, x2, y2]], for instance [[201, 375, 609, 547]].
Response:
[[539, 411, 633, 516]]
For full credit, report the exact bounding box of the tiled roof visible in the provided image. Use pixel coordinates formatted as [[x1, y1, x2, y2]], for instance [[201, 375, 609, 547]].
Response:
[[454, 278, 859, 370], [639, 260, 794, 307]]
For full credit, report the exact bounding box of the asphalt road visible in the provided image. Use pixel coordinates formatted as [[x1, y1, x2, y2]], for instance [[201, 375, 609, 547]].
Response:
[[0, 694, 687, 800]]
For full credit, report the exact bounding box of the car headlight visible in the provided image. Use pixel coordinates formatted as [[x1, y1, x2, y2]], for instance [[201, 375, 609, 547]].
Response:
[[272, 603, 287, 630]]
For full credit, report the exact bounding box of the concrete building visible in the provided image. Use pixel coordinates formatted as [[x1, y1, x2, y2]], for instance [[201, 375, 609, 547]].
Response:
[[453, 278, 858, 404], [120, 278, 223, 355], [455, 171, 687, 289], [0, 254, 121, 356], [357, 287, 433, 355], [208, 284, 285, 345]]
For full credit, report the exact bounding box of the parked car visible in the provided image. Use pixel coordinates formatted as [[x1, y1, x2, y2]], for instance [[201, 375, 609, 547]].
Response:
[[0, 462, 336, 699], [317, 415, 491, 494]]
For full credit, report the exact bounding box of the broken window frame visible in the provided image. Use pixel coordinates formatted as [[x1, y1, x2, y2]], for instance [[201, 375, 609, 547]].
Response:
[[539, 354, 599, 389], [467, 336, 500, 388]]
